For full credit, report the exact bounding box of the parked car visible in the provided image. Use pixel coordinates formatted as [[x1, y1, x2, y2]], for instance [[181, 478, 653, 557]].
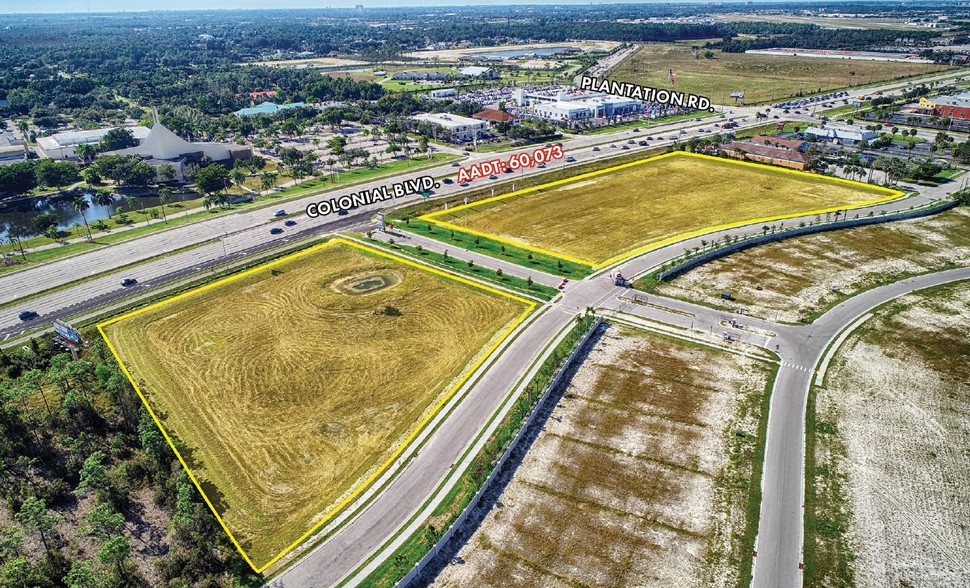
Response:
[[274, 210, 286, 217], [270, 227, 284, 234], [18, 310, 38, 321], [284, 220, 297, 227], [121, 277, 138, 287]]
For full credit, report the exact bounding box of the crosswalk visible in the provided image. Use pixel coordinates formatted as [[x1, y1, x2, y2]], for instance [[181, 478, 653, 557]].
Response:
[[781, 361, 812, 372]]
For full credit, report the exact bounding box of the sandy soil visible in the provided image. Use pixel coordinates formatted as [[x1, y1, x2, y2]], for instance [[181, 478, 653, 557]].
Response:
[[656, 207, 970, 323], [816, 283, 970, 587], [429, 323, 770, 588]]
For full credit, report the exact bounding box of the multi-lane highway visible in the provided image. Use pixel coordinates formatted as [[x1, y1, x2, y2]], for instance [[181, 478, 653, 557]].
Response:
[[4, 66, 968, 587]]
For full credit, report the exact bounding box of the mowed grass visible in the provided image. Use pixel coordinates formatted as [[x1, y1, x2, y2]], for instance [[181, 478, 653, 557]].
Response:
[[608, 43, 948, 104], [431, 324, 772, 588], [101, 241, 529, 568], [428, 152, 895, 266]]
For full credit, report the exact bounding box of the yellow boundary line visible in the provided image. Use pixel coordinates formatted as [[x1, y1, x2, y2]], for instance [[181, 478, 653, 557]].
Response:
[[419, 151, 906, 269], [96, 237, 536, 573]]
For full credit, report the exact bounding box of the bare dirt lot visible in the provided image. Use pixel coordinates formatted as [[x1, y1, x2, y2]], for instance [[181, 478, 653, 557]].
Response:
[[808, 281, 970, 587], [654, 207, 970, 323], [430, 323, 772, 588]]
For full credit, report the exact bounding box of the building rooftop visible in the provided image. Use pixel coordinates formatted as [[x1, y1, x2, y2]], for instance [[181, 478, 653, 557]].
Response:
[[932, 92, 970, 108], [473, 109, 520, 123], [459, 66, 494, 76], [722, 141, 810, 163], [37, 126, 151, 149], [412, 112, 484, 128], [234, 101, 307, 116]]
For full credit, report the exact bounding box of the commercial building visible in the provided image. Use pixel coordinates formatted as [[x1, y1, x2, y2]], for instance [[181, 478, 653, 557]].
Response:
[[720, 141, 811, 171], [430, 88, 458, 99], [411, 113, 488, 143], [750, 135, 808, 151], [459, 66, 497, 79], [35, 126, 151, 160], [512, 88, 643, 122], [919, 92, 970, 119], [0, 129, 27, 166], [391, 71, 448, 81], [473, 109, 521, 125], [234, 101, 307, 116], [804, 126, 876, 145], [101, 122, 251, 182]]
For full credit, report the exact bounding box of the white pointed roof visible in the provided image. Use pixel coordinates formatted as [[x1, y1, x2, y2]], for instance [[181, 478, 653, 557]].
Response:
[[108, 122, 196, 160]]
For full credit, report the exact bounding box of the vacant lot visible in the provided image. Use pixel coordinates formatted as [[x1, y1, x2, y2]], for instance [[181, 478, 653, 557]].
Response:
[[808, 281, 970, 587], [654, 207, 970, 323], [426, 152, 896, 266], [101, 240, 529, 569], [431, 323, 772, 588], [608, 43, 947, 104]]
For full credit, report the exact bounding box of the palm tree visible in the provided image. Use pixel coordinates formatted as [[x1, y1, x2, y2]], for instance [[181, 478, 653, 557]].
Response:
[[93, 189, 114, 215], [158, 187, 172, 224], [260, 172, 278, 192], [16, 120, 29, 142], [149, 209, 160, 225], [72, 196, 92, 241], [231, 167, 246, 189], [74, 143, 96, 163]]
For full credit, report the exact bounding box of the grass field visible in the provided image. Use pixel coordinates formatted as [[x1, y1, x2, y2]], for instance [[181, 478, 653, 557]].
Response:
[[650, 207, 970, 323], [422, 152, 899, 267], [99, 239, 531, 571], [431, 323, 772, 588], [607, 44, 948, 104]]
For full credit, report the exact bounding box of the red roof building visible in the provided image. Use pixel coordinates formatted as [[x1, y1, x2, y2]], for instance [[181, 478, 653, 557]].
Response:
[[472, 109, 521, 125], [720, 141, 810, 171]]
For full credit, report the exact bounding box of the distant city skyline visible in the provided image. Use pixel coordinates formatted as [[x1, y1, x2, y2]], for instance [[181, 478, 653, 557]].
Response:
[[0, 0, 818, 14]]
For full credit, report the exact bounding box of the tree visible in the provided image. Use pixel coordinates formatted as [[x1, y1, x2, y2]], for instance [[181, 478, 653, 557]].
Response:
[[35, 160, 80, 190], [230, 167, 246, 188], [45, 224, 60, 243], [80, 167, 101, 185], [157, 163, 177, 183], [65, 560, 108, 588], [99, 128, 138, 151], [85, 503, 125, 539], [75, 450, 110, 497], [158, 187, 172, 224], [72, 195, 92, 241], [14, 497, 62, 555], [195, 164, 230, 200], [260, 171, 278, 191], [97, 535, 130, 581], [74, 143, 97, 163], [30, 212, 59, 235]]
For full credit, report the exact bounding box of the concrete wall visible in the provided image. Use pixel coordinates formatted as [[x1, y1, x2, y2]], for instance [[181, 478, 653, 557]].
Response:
[[396, 317, 604, 588]]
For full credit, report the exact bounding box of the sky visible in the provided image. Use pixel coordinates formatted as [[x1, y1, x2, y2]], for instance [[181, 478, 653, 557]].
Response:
[[0, 0, 745, 13]]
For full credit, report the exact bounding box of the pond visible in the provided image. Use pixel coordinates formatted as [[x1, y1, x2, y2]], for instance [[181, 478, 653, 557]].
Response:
[[0, 189, 198, 239]]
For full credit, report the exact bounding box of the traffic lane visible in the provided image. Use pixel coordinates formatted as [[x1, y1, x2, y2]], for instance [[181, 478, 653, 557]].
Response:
[[0, 211, 373, 339], [277, 305, 576, 587]]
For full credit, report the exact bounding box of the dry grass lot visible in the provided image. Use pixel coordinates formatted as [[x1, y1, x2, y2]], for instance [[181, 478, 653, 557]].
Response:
[[431, 324, 772, 588], [431, 153, 893, 266], [810, 282, 970, 587], [655, 207, 970, 323], [608, 43, 947, 104], [101, 241, 528, 568]]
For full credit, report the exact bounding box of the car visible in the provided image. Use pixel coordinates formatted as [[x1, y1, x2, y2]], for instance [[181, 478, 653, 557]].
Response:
[[284, 220, 296, 227], [537, 163, 546, 168], [632, 128, 640, 132], [459, 182, 470, 187], [679, 129, 687, 135], [627, 139, 635, 144], [461, 151, 470, 156], [270, 227, 284, 234], [592, 146, 600, 151], [338, 209, 349, 216], [646, 136, 654, 140], [504, 168, 513, 173], [121, 277, 137, 287], [565, 156, 576, 162], [274, 209, 286, 217], [443, 178, 454, 184], [621, 145, 629, 150], [545, 143, 552, 147], [638, 140, 648, 146], [451, 162, 460, 167], [489, 174, 498, 180], [610, 143, 617, 148], [772, 115, 779, 119], [18, 310, 38, 321]]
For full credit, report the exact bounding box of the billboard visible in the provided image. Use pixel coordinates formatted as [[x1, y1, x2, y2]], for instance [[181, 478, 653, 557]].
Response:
[[53, 319, 82, 347]]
